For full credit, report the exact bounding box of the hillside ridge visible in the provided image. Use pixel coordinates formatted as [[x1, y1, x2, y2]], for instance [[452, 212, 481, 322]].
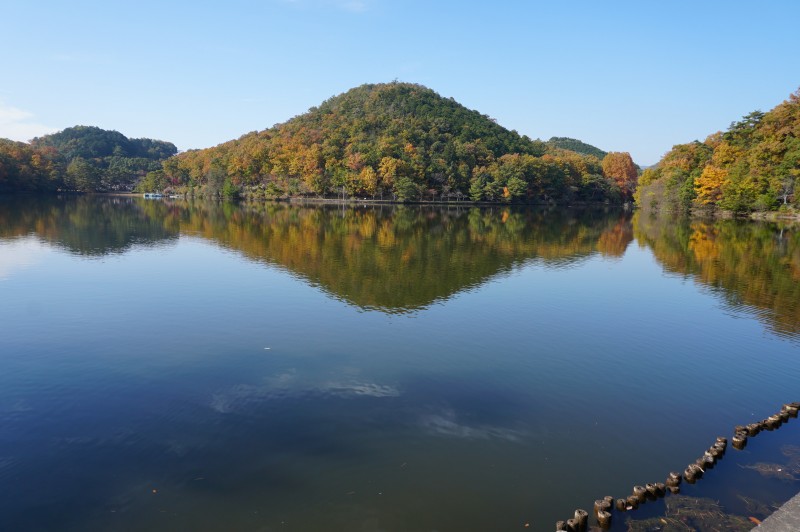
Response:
[[152, 82, 631, 203]]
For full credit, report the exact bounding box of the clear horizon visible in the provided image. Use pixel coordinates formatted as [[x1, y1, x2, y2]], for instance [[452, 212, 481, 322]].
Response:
[[2, 0, 799, 166]]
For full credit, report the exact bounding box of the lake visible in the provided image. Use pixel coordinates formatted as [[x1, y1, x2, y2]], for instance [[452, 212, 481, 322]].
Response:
[[0, 196, 798, 531]]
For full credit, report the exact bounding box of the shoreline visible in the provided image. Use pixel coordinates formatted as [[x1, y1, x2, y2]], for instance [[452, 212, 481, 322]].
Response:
[[4, 192, 799, 220], [638, 205, 800, 223], [90, 192, 631, 209], [696, 209, 800, 223]]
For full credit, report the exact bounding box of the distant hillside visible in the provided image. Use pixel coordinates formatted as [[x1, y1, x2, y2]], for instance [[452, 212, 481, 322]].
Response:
[[547, 137, 607, 160], [31, 126, 176, 161], [155, 82, 627, 203], [636, 88, 800, 213], [0, 126, 176, 193]]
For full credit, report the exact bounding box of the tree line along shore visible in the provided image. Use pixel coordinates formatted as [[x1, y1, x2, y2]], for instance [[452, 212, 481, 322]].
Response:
[[2, 83, 798, 215]]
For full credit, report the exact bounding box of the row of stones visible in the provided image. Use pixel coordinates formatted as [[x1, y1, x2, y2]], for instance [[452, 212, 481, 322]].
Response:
[[554, 402, 799, 532]]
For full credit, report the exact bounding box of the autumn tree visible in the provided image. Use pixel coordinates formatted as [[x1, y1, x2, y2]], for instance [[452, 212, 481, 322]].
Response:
[[601, 152, 638, 199], [637, 88, 800, 213], [694, 165, 727, 205], [359, 166, 378, 197]]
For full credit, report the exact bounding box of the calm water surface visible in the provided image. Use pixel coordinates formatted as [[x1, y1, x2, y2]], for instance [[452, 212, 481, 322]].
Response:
[[0, 196, 798, 531]]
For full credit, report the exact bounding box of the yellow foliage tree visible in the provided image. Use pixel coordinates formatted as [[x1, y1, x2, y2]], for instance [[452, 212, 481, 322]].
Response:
[[378, 157, 401, 188], [711, 141, 744, 166], [360, 166, 378, 196], [694, 165, 727, 205]]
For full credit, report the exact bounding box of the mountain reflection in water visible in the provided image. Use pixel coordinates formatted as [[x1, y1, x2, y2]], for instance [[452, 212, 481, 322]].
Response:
[[2, 196, 797, 336]]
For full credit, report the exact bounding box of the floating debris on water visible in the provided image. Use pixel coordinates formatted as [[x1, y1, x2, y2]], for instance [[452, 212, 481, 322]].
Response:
[[625, 496, 751, 532], [736, 494, 776, 521], [738, 442, 800, 481], [782, 444, 800, 473], [739, 462, 797, 481]]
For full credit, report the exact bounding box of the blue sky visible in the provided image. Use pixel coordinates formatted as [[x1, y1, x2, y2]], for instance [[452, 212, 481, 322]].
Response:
[[1, 0, 798, 165]]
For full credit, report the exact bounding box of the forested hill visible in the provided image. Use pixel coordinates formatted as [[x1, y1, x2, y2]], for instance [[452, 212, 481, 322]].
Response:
[[546, 137, 607, 160], [0, 126, 176, 193], [636, 88, 800, 213], [153, 82, 635, 202], [31, 126, 176, 161]]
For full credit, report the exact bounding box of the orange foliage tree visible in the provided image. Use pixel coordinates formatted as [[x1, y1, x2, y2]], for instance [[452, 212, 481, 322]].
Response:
[[601, 152, 638, 199]]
